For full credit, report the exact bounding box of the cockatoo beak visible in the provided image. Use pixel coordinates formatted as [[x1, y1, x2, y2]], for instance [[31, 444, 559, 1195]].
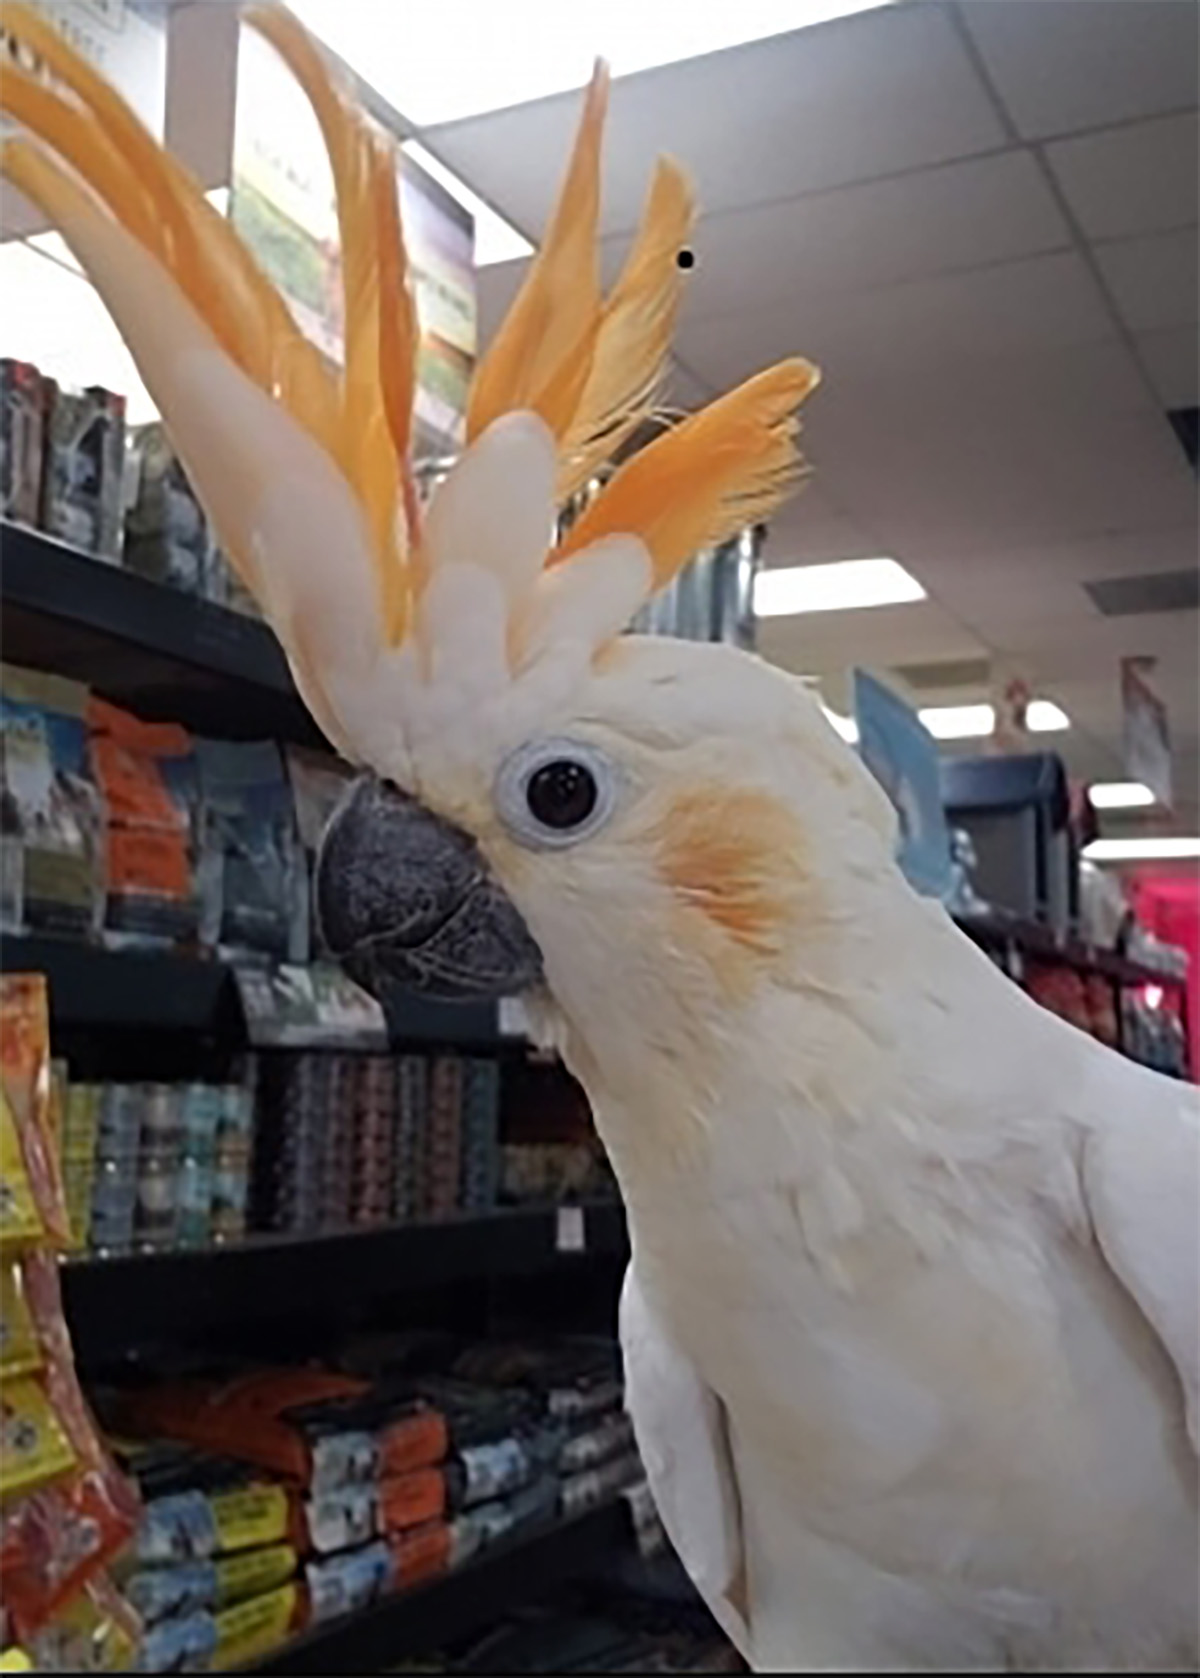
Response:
[[316, 777, 544, 1001]]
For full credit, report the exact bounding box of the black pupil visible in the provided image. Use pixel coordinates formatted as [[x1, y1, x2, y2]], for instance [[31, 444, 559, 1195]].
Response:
[[526, 760, 597, 830]]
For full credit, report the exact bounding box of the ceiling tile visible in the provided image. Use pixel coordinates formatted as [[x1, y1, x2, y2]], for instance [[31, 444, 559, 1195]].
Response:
[[961, 0, 1198, 141], [1135, 325, 1200, 409], [424, 4, 1006, 239], [677, 250, 1114, 392], [1045, 112, 1199, 241], [1095, 228, 1199, 335], [757, 597, 986, 694], [762, 485, 884, 568], [474, 256, 527, 347], [661, 149, 1070, 324]]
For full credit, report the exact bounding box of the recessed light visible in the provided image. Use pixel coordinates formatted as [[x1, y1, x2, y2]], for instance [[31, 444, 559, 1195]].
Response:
[[289, 1, 896, 126], [1089, 782, 1155, 810], [1083, 837, 1200, 861], [918, 703, 994, 741], [401, 141, 533, 267], [755, 558, 926, 617], [912, 700, 1071, 741], [1026, 700, 1070, 733]]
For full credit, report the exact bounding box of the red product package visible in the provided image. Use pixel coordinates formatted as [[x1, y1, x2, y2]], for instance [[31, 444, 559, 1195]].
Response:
[[0, 1255, 140, 1637], [117, 1370, 371, 1483], [377, 1410, 448, 1479], [389, 1519, 451, 1592], [377, 1467, 446, 1535]]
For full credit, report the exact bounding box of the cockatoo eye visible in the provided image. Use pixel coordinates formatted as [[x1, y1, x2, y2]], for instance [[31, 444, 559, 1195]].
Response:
[[527, 760, 597, 829], [494, 739, 618, 850]]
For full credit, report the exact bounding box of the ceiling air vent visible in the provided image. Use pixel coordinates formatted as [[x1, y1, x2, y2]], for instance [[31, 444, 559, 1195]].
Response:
[[1167, 406, 1198, 475], [1084, 569, 1199, 617], [892, 657, 991, 691]]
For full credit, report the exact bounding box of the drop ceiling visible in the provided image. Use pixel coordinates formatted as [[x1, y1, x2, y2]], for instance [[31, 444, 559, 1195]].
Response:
[[420, 0, 1199, 832]]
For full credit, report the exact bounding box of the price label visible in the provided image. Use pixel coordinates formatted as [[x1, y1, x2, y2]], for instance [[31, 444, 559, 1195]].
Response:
[[556, 1205, 586, 1254], [498, 997, 530, 1039]]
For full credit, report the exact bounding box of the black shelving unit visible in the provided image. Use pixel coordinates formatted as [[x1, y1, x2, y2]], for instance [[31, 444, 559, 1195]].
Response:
[[62, 1202, 629, 1364], [954, 909, 1186, 991], [251, 1501, 632, 1675], [1, 520, 321, 745], [1, 933, 504, 1049]]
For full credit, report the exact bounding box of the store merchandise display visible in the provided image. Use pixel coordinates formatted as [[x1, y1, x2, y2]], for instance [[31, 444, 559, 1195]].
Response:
[[253, 1052, 500, 1235], [89, 1336, 644, 1672], [0, 974, 141, 1672], [42, 1049, 508, 1256], [0, 359, 250, 618]]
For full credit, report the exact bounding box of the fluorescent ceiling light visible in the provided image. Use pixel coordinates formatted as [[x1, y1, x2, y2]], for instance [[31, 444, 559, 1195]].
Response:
[[918, 703, 995, 741], [1083, 837, 1200, 862], [401, 141, 533, 266], [916, 700, 1070, 740], [755, 558, 925, 617], [817, 698, 1071, 744], [1089, 781, 1155, 810], [1026, 699, 1070, 733], [289, 1, 894, 126]]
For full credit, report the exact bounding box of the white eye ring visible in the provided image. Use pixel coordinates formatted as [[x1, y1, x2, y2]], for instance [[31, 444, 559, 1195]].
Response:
[[493, 737, 620, 850]]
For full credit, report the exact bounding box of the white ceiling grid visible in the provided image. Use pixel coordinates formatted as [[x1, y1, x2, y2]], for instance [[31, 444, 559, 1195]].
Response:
[[423, 0, 1198, 826]]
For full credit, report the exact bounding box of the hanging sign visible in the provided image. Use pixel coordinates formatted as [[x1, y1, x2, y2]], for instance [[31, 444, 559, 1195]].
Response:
[[853, 669, 954, 902], [230, 23, 477, 449], [1121, 658, 1173, 810]]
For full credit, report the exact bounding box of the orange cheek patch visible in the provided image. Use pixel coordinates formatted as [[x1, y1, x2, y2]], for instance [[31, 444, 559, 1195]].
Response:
[[653, 784, 812, 968]]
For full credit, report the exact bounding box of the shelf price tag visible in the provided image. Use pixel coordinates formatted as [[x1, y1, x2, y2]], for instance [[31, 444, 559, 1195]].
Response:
[[556, 1205, 586, 1254], [498, 997, 530, 1039]]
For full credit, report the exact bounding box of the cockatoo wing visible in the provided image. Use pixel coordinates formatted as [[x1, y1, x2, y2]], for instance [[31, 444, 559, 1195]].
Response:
[[1082, 1084, 1200, 1452], [619, 1263, 751, 1655]]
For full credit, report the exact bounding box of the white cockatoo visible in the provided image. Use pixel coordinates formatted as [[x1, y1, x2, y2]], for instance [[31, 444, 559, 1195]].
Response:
[[6, 6, 1195, 1667]]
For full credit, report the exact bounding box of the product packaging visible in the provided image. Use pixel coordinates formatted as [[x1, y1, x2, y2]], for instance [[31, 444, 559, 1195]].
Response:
[[0, 360, 45, 527], [88, 699, 199, 946], [122, 423, 215, 595], [196, 741, 304, 961], [39, 382, 126, 561], [0, 666, 103, 939]]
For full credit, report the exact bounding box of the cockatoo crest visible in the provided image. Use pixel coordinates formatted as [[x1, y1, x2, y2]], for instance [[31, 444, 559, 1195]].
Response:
[[0, 0, 818, 787]]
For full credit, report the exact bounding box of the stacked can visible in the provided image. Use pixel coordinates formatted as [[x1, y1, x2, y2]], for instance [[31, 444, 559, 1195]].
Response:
[[261, 1056, 322, 1233], [317, 1058, 355, 1231], [255, 1056, 347, 1235], [90, 1084, 143, 1254], [136, 1083, 183, 1252], [424, 1056, 463, 1221], [393, 1057, 427, 1225], [351, 1057, 395, 1228], [60, 1078, 102, 1251], [176, 1084, 222, 1247], [460, 1059, 500, 1214], [212, 1083, 254, 1244]]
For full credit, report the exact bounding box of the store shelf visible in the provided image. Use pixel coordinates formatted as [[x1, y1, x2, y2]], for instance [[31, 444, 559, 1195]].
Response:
[[2, 933, 503, 1047], [62, 1201, 629, 1363], [250, 1499, 634, 1675], [0, 520, 322, 746], [954, 911, 1185, 990]]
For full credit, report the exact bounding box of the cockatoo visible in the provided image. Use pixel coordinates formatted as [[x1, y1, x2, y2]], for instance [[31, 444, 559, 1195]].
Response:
[[6, 5, 1196, 1668]]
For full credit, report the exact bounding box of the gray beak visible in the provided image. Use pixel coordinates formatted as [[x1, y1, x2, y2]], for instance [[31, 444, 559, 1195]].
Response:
[[315, 775, 544, 1002]]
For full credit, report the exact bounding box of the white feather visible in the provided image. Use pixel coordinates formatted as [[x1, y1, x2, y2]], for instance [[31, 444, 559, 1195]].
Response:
[[422, 411, 557, 602]]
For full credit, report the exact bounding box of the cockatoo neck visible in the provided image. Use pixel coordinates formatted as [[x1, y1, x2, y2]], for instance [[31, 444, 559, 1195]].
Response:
[[542, 868, 1075, 1225]]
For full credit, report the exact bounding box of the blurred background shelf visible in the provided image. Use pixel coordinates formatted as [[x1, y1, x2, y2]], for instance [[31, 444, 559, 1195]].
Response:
[[954, 910, 1185, 989], [249, 1501, 634, 1676], [1, 933, 504, 1048], [1, 519, 322, 746], [61, 1201, 629, 1365]]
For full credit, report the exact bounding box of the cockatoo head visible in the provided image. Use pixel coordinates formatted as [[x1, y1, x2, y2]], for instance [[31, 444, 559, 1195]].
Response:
[[1, 1, 895, 1056]]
